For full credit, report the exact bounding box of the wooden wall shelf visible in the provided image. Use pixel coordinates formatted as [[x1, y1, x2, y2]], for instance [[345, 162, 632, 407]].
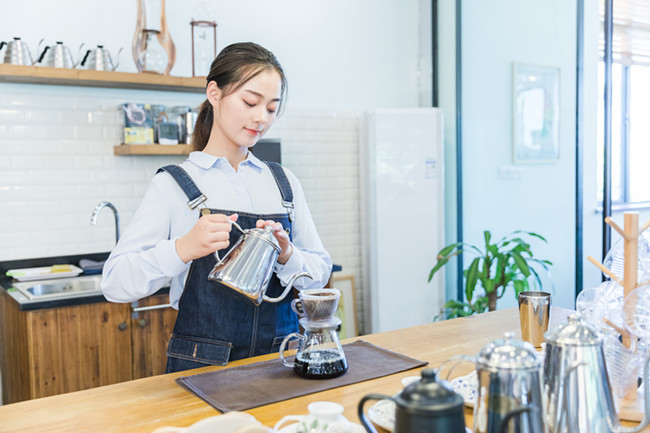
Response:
[[113, 144, 192, 155], [0, 64, 205, 93]]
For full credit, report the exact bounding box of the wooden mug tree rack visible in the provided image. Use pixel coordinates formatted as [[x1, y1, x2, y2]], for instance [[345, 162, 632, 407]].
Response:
[[587, 212, 650, 413]]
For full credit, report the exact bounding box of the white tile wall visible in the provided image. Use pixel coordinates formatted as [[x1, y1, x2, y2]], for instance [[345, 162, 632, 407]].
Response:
[[0, 83, 366, 332]]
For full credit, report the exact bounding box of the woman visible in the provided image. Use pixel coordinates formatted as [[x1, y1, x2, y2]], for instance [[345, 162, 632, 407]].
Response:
[[101, 42, 332, 373]]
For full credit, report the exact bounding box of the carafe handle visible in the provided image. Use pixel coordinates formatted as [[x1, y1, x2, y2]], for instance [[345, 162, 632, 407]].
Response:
[[357, 394, 393, 433], [278, 332, 304, 367], [262, 271, 312, 304]]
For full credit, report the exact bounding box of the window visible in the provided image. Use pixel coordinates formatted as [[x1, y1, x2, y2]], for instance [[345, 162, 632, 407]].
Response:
[[598, 0, 650, 205]]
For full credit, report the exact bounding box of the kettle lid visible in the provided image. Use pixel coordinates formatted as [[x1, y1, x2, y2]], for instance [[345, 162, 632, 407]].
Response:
[[544, 312, 601, 346], [245, 225, 281, 252], [395, 369, 464, 415], [477, 332, 540, 371]]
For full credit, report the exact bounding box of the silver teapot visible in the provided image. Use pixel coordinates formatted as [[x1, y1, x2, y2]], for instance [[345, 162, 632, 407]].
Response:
[[544, 313, 650, 433], [80, 45, 123, 71], [0, 37, 42, 65], [37, 41, 85, 68], [208, 220, 312, 305], [443, 332, 545, 433]]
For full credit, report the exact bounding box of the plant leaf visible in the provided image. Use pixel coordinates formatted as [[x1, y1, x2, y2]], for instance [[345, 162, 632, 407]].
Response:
[[437, 242, 463, 258], [428, 257, 449, 282], [510, 251, 531, 277], [484, 230, 492, 248], [465, 257, 481, 301]]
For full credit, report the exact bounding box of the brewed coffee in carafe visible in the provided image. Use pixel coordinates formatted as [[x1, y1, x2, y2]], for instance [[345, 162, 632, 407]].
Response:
[[292, 317, 348, 378], [279, 288, 348, 379]]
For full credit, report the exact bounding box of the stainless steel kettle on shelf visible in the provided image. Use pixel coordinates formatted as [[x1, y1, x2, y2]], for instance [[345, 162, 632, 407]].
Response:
[[80, 45, 123, 71], [0, 37, 42, 65], [208, 219, 312, 305], [37, 41, 85, 69], [543, 313, 650, 433]]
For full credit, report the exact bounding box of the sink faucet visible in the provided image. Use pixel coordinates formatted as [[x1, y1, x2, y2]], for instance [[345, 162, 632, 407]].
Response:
[[90, 201, 120, 245]]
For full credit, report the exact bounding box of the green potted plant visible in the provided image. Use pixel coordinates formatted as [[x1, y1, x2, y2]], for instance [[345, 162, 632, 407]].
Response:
[[429, 230, 552, 319]]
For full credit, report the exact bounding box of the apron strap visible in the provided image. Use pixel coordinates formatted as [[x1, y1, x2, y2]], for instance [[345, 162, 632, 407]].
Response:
[[156, 165, 207, 210], [263, 161, 295, 221]]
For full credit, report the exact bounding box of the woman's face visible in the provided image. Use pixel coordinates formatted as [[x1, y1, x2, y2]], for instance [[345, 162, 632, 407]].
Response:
[[210, 70, 282, 152]]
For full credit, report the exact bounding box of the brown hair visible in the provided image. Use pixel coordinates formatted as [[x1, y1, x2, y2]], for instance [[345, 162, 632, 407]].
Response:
[[191, 42, 288, 152]]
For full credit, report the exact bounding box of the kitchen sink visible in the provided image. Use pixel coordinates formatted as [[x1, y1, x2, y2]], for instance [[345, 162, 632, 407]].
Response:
[[12, 275, 103, 301]]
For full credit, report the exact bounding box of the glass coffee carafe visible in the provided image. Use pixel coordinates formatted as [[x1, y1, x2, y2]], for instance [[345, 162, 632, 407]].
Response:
[[279, 316, 348, 379]]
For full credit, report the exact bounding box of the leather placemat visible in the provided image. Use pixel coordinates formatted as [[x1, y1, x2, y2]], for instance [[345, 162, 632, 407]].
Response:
[[176, 340, 428, 412]]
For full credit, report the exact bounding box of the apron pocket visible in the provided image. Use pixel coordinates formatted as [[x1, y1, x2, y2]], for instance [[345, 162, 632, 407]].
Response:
[[167, 334, 232, 366]]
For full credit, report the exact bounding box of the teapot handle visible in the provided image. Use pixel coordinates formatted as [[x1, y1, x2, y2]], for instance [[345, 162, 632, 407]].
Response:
[[262, 272, 312, 304], [33, 39, 44, 65], [74, 43, 85, 68], [0, 42, 6, 52], [357, 394, 393, 433], [273, 415, 304, 432], [278, 332, 304, 367]]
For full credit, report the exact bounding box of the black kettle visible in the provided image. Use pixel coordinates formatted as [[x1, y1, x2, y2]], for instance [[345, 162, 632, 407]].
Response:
[[358, 368, 466, 433]]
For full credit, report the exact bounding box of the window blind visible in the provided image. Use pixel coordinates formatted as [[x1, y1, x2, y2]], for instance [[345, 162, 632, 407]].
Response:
[[599, 0, 650, 65]]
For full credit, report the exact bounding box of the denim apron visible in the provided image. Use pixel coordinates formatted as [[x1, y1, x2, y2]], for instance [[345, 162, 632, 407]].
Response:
[[156, 162, 298, 373]]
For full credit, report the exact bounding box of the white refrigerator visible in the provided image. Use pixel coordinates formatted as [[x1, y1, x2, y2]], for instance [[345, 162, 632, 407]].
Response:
[[361, 108, 445, 333]]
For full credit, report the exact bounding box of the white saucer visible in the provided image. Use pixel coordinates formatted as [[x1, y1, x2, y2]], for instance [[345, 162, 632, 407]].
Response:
[[450, 370, 478, 407], [276, 422, 365, 433]]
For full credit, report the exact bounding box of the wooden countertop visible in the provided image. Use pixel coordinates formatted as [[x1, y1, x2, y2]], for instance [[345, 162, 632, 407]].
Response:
[[0, 307, 645, 432]]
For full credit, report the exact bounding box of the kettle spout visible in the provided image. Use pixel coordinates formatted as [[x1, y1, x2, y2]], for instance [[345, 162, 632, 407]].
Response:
[[262, 272, 313, 304], [112, 47, 124, 71]]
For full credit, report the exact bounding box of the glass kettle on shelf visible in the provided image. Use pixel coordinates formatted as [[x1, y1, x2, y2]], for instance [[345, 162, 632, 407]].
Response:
[[138, 29, 166, 74]]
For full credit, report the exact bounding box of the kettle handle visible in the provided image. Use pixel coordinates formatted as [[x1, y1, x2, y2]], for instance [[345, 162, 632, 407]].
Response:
[[0, 41, 5, 52], [80, 49, 91, 67], [498, 406, 534, 433], [358, 394, 393, 433], [74, 43, 85, 68], [262, 272, 312, 304], [38, 45, 50, 64], [213, 219, 245, 264]]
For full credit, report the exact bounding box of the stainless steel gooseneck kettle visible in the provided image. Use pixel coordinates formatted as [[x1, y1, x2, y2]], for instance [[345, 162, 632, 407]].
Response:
[[544, 313, 650, 433], [208, 219, 312, 305]]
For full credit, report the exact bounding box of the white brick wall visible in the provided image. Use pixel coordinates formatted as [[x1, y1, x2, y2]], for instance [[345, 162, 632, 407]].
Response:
[[0, 83, 366, 332]]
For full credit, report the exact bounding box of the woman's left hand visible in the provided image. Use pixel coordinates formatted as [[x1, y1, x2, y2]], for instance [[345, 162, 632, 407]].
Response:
[[257, 219, 293, 264]]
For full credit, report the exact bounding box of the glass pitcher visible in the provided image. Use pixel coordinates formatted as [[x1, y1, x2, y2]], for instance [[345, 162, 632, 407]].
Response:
[[279, 317, 348, 379]]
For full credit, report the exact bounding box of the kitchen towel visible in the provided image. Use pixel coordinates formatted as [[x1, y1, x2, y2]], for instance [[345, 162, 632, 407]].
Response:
[[175, 340, 428, 413]]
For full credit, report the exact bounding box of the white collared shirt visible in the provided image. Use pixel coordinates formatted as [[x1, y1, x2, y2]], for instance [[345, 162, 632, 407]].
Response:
[[101, 151, 332, 308]]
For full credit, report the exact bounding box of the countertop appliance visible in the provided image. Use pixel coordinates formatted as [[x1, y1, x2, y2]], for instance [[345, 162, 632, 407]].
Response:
[[361, 108, 445, 333]]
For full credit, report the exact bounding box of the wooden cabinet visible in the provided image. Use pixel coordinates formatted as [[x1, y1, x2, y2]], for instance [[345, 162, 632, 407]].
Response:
[[131, 293, 178, 379], [0, 291, 177, 404]]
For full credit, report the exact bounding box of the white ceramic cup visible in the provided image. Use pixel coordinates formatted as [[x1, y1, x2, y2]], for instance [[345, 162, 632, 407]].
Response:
[[273, 401, 350, 433]]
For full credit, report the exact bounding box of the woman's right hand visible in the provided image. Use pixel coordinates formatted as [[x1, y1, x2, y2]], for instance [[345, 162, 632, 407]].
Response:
[[175, 213, 238, 263]]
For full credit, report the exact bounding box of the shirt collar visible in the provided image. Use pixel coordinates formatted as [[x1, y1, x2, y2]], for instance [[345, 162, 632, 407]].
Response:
[[188, 150, 264, 172]]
